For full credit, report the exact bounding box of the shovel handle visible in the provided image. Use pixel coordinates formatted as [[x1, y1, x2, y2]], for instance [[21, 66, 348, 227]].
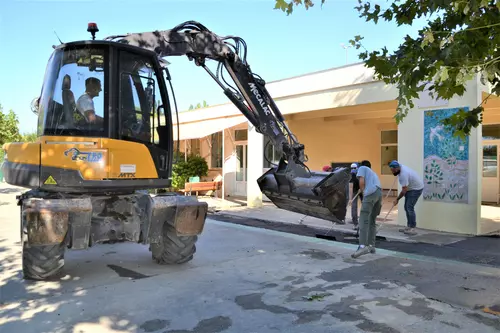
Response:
[[382, 202, 396, 222], [347, 191, 361, 207], [385, 177, 397, 200]]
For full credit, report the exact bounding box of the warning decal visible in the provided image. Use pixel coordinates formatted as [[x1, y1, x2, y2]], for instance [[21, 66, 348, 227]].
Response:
[[44, 176, 57, 185]]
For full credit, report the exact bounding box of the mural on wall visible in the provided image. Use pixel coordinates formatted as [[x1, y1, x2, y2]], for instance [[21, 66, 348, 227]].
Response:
[[423, 107, 469, 203]]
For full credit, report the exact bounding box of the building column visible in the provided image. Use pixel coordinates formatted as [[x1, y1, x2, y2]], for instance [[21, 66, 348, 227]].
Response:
[[397, 77, 482, 235], [247, 121, 263, 207]]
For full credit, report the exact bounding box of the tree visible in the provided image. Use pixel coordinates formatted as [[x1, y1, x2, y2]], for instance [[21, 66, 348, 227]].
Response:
[[188, 100, 209, 111], [21, 131, 38, 142], [0, 104, 21, 146], [274, 0, 500, 138], [171, 154, 209, 190]]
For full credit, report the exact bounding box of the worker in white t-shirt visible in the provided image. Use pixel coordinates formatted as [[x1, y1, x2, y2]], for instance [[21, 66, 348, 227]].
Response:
[[389, 160, 424, 235], [76, 77, 102, 124]]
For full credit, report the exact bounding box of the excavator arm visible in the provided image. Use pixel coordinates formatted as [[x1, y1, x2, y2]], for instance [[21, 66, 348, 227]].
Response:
[[105, 21, 351, 223], [106, 21, 308, 178]]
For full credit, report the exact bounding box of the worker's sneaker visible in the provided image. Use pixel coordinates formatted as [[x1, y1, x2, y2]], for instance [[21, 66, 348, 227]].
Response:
[[399, 227, 410, 233], [351, 246, 371, 258], [368, 245, 376, 254], [404, 228, 417, 235]]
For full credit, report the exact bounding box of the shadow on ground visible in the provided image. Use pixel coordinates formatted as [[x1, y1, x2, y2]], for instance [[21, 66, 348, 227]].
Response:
[[0, 187, 23, 194], [0, 237, 142, 332]]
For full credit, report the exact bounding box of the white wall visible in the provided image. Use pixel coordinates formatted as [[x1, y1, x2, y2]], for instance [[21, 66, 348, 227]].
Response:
[[398, 77, 482, 235], [222, 128, 237, 198], [247, 122, 264, 207]]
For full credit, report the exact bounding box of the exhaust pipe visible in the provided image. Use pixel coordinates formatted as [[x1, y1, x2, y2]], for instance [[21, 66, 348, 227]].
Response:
[[257, 161, 351, 224]]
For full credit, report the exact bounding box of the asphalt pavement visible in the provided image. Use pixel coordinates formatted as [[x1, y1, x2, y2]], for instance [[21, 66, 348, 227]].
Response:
[[1, 184, 500, 333]]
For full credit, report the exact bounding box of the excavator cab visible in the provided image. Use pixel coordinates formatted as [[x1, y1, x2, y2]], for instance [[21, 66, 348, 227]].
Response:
[[4, 41, 176, 193]]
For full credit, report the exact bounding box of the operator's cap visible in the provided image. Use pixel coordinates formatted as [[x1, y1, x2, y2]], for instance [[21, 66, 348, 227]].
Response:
[[389, 160, 400, 168], [350, 163, 357, 168], [322, 165, 331, 172]]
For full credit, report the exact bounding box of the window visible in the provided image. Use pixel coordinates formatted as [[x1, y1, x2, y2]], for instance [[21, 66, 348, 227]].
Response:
[[118, 51, 159, 143], [189, 139, 200, 156], [39, 46, 107, 137], [236, 144, 247, 181], [381, 130, 398, 175], [263, 136, 281, 168], [483, 124, 500, 140], [381, 130, 398, 144], [483, 145, 498, 177], [235, 129, 248, 141], [210, 132, 223, 168]]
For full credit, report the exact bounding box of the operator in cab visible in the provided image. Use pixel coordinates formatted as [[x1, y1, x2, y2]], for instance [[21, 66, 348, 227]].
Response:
[[76, 77, 104, 127]]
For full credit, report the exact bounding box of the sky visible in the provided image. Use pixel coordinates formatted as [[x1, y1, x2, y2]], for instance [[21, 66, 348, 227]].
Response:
[[0, 0, 429, 134]]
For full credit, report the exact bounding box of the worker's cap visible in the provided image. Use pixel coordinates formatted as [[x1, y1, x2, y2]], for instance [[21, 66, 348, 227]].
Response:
[[350, 163, 357, 168], [389, 160, 400, 168], [322, 165, 332, 172]]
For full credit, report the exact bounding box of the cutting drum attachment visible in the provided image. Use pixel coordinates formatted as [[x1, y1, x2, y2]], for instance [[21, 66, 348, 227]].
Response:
[[257, 166, 351, 223]]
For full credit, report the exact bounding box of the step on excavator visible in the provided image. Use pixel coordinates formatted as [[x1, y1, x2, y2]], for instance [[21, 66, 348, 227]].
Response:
[[1, 21, 351, 280]]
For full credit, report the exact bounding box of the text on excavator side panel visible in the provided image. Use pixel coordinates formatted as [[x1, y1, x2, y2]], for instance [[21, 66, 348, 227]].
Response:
[[249, 83, 271, 116]]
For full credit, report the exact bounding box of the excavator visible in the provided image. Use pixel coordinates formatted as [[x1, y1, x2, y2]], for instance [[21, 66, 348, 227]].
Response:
[[1, 21, 350, 280]]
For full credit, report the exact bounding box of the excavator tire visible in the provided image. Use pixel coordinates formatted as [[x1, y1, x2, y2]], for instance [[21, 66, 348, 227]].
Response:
[[151, 221, 197, 265], [20, 204, 66, 281], [22, 242, 65, 280]]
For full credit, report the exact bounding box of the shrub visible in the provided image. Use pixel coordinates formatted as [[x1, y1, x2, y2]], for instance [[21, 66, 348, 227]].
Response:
[[171, 154, 209, 190]]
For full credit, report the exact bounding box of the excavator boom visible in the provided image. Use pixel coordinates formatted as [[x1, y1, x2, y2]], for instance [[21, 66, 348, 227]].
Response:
[[107, 21, 351, 223], [107, 21, 302, 170]]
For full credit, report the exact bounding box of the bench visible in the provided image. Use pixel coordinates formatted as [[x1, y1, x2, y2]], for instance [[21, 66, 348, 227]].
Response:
[[182, 180, 222, 197]]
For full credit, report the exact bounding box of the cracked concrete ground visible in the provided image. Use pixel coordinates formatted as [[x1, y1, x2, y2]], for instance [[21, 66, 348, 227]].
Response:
[[1, 184, 500, 333]]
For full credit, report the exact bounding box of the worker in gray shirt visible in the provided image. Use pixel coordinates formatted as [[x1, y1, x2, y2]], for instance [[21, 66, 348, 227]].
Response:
[[351, 160, 382, 258], [389, 160, 424, 235]]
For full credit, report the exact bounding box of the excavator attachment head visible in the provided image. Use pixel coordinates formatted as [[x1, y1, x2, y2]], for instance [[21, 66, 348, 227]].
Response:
[[257, 165, 351, 224]]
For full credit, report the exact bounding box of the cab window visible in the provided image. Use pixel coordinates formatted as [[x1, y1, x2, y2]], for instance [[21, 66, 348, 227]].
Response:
[[119, 51, 159, 144], [39, 46, 107, 137]]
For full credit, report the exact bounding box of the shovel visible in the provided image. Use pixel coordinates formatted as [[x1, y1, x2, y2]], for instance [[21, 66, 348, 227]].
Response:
[[376, 201, 397, 234]]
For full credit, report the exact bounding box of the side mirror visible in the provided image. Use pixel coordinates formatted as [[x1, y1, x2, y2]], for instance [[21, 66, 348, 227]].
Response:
[[31, 97, 40, 115]]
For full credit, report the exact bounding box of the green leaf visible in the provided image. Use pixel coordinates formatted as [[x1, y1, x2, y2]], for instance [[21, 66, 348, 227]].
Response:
[[439, 66, 449, 82], [421, 29, 434, 48], [274, 0, 288, 11]]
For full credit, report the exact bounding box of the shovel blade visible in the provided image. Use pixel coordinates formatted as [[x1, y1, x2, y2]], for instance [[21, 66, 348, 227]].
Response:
[[257, 166, 351, 223]]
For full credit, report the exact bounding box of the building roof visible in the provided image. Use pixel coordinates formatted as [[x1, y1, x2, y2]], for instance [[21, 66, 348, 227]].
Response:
[[173, 62, 379, 125]]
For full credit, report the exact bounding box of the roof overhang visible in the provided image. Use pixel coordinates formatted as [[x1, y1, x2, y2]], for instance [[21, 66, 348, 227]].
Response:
[[173, 116, 247, 141]]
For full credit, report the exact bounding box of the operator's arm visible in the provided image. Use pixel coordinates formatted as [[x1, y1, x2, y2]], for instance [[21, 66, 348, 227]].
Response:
[[76, 95, 97, 123]]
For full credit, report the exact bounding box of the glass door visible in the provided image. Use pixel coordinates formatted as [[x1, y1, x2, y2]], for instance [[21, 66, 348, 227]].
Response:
[[235, 143, 248, 196], [482, 143, 499, 203]]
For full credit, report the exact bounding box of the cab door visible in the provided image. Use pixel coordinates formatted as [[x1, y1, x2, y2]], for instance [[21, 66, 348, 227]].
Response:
[[117, 49, 171, 179]]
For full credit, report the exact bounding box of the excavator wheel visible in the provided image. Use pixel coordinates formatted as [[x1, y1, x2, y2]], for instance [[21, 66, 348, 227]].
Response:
[[20, 200, 66, 281], [22, 241, 66, 281], [150, 220, 197, 265]]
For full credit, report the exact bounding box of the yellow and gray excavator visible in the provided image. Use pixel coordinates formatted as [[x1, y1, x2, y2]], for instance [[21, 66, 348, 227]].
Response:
[[2, 21, 350, 280]]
